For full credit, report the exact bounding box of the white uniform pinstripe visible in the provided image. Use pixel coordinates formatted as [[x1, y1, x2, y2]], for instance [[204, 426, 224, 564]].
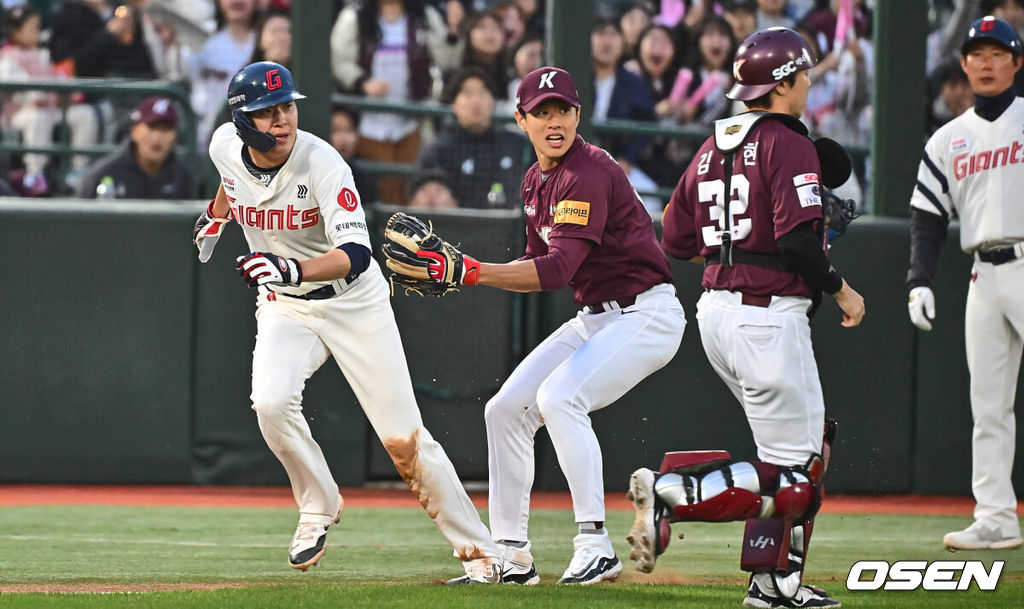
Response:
[[912, 100, 1024, 537], [209, 123, 499, 562]]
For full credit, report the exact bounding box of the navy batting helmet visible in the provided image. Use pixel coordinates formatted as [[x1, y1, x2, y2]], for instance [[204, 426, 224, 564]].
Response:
[[227, 61, 306, 152], [727, 27, 816, 101], [961, 16, 1022, 56]]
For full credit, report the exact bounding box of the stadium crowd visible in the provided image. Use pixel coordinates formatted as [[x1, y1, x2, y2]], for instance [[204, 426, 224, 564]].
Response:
[[0, 0, 994, 211]]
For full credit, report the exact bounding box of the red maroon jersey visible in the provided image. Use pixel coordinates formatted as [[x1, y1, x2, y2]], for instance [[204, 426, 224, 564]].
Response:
[[662, 118, 825, 297], [521, 135, 672, 304]]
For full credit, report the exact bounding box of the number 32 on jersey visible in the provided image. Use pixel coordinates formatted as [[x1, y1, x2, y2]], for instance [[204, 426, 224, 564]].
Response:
[[698, 175, 752, 246]]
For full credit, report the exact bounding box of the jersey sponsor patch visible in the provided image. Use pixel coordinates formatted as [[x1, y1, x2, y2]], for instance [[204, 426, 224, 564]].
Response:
[[337, 188, 359, 211], [792, 173, 822, 208], [554, 200, 591, 225], [951, 138, 969, 153]]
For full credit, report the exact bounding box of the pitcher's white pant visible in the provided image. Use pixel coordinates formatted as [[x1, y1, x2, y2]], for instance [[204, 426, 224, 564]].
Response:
[[250, 262, 498, 561], [696, 290, 824, 467], [966, 255, 1023, 536], [485, 284, 685, 542]]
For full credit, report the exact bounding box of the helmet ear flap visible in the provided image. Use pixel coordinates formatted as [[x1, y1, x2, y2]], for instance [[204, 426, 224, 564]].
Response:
[[232, 109, 276, 153]]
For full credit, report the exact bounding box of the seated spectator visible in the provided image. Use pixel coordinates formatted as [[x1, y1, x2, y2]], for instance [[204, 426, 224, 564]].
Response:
[[501, 33, 543, 115], [416, 67, 528, 209], [661, 14, 736, 127], [756, 0, 794, 30], [50, 1, 157, 79], [590, 17, 655, 164], [330, 105, 380, 205], [0, 5, 58, 196], [76, 97, 194, 200], [495, 1, 526, 51], [189, 0, 257, 149], [407, 169, 457, 209], [331, 0, 461, 205], [723, 0, 758, 45], [248, 9, 291, 66], [515, 0, 545, 36], [619, 1, 653, 70], [928, 60, 972, 133], [461, 11, 511, 104]]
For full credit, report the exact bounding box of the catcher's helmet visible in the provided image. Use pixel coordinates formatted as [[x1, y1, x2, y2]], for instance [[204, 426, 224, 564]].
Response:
[[227, 61, 306, 152], [727, 27, 816, 101], [961, 16, 1022, 56]]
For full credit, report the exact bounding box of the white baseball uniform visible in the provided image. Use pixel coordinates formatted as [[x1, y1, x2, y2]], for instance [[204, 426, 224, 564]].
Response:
[[911, 98, 1024, 536], [208, 123, 499, 561]]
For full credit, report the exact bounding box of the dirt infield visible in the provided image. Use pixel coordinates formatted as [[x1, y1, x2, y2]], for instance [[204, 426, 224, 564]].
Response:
[[2, 484, 1019, 515]]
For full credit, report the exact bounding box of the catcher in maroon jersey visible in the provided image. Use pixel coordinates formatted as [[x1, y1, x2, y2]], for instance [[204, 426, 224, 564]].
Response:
[[624, 27, 865, 608]]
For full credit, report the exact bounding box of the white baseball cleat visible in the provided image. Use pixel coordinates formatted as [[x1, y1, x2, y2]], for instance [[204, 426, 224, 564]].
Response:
[[943, 521, 1023, 551], [743, 573, 841, 608], [626, 467, 666, 574], [498, 540, 541, 585], [289, 496, 344, 571], [445, 556, 501, 584], [556, 530, 622, 584]]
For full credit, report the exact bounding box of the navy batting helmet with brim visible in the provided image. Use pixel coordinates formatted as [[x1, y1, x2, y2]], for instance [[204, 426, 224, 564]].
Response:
[[727, 27, 816, 101], [962, 16, 1022, 56], [227, 62, 305, 152]]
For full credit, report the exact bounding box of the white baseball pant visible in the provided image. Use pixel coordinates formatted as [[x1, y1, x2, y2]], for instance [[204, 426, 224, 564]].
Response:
[[696, 290, 824, 467], [965, 255, 1023, 537], [484, 283, 685, 542], [249, 262, 498, 561]]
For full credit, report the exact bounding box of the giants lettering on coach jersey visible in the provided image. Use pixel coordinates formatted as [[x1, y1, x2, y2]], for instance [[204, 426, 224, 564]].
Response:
[[232, 203, 319, 230], [953, 140, 1024, 179]]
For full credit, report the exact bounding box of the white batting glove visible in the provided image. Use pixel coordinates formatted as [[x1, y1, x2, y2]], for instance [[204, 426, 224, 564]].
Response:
[[236, 252, 303, 288], [193, 201, 232, 263], [907, 286, 935, 331]]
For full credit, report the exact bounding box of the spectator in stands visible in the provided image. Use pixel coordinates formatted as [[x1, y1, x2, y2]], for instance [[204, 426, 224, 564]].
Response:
[[756, 0, 794, 29], [407, 169, 458, 209], [619, 1, 653, 68], [189, 0, 257, 148], [928, 59, 973, 134], [76, 96, 194, 200], [724, 0, 758, 45], [634, 24, 683, 114], [330, 105, 379, 205], [416, 67, 528, 209], [51, 1, 157, 79], [248, 9, 290, 65], [502, 33, 543, 114], [804, 0, 872, 57], [495, 1, 526, 50], [330, 0, 462, 205], [0, 5, 58, 196], [461, 11, 511, 104], [514, 0, 544, 36], [660, 14, 736, 127]]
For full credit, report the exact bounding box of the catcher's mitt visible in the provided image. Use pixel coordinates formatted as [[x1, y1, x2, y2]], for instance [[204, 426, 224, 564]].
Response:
[[821, 188, 859, 244], [381, 212, 480, 297]]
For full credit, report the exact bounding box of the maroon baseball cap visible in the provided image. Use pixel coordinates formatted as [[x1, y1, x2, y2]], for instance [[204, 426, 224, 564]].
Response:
[[131, 96, 178, 127], [515, 67, 580, 113]]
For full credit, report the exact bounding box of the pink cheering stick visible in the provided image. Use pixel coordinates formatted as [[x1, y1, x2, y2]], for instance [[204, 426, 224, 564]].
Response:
[[654, 0, 686, 28], [685, 70, 725, 108], [669, 68, 694, 104], [833, 0, 853, 55]]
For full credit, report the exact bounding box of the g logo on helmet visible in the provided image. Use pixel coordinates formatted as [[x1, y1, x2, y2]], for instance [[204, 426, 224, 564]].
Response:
[[772, 60, 797, 81], [266, 69, 282, 91]]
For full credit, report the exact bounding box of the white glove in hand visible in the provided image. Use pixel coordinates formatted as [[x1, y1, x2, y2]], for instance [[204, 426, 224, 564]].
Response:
[[193, 203, 231, 263], [236, 252, 303, 287], [907, 286, 935, 331]]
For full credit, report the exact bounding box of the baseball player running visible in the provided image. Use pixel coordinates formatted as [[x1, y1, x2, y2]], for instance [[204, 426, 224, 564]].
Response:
[[626, 28, 864, 608], [383, 66, 686, 584], [193, 61, 501, 583], [908, 16, 1024, 552]]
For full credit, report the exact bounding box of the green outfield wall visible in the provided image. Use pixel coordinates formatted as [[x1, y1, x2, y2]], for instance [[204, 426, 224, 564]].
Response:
[[0, 201, 1020, 497]]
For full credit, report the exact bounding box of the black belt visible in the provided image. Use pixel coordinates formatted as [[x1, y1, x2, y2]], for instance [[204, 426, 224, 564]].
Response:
[[977, 245, 1020, 265], [279, 284, 338, 301], [584, 295, 637, 314], [705, 249, 785, 270]]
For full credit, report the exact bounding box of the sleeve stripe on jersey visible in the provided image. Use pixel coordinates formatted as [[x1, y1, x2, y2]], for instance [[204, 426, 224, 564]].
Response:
[[922, 152, 949, 194], [914, 180, 950, 223]]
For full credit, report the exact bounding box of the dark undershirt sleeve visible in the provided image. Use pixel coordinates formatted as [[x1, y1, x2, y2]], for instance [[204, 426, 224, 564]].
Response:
[[776, 221, 844, 294], [337, 242, 371, 278], [906, 208, 948, 290], [532, 236, 593, 291]]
